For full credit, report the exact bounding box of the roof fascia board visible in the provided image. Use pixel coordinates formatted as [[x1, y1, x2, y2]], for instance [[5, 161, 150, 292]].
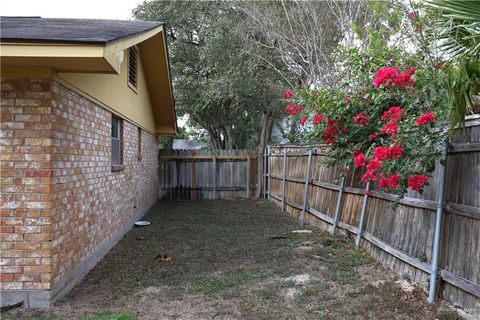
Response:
[[103, 25, 163, 56], [0, 42, 104, 57], [160, 24, 178, 135]]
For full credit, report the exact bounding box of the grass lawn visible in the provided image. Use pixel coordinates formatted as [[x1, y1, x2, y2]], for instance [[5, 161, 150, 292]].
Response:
[[3, 200, 454, 319]]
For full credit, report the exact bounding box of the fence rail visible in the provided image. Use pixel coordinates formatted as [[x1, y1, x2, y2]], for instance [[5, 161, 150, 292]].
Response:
[[265, 115, 480, 316], [159, 149, 256, 200]]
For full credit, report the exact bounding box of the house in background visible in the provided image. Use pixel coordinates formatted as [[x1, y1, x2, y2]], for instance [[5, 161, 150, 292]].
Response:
[[0, 17, 176, 308]]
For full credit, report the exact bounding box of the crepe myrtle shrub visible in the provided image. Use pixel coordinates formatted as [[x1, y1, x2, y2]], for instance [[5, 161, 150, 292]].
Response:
[[283, 65, 450, 195]]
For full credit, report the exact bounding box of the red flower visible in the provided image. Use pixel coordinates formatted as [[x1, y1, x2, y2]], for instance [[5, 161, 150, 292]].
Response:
[[285, 103, 304, 117], [407, 11, 417, 21], [379, 177, 390, 188], [354, 153, 366, 168], [381, 106, 403, 122], [366, 158, 382, 171], [362, 170, 377, 183], [283, 88, 294, 100], [325, 138, 336, 144], [389, 173, 400, 189], [312, 114, 324, 126], [324, 118, 337, 138], [387, 146, 404, 159], [343, 95, 351, 104], [354, 111, 369, 126], [369, 133, 378, 141], [373, 67, 399, 88], [394, 67, 416, 88], [364, 190, 374, 196], [373, 67, 416, 89], [416, 112, 435, 126], [408, 175, 429, 191], [300, 116, 308, 126], [381, 120, 398, 136], [373, 147, 389, 161], [342, 127, 349, 133]]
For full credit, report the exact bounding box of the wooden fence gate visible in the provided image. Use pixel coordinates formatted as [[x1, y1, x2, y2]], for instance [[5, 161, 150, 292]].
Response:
[[159, 149, 257, 200]]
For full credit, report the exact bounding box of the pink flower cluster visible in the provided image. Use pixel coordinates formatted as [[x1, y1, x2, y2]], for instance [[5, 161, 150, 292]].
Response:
[[357, 145, 405, 186], [312, 114, 324, 126], [380, 106, 404, 140], [354, 111, 369, 126], [407, 175, 429, 191], [324, 118, 337, 144], [378, 173, 400, 190], [285, 102, 304, 116], [283, 88, 294, 100], [373, 67, 416, 89], [353, 152, 366, 168], [416, 112, 435, 126], [300, 116, 308, 126]]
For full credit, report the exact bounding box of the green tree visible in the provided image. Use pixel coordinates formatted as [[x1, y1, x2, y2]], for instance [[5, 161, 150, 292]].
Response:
[[133, 0, 288, 151]]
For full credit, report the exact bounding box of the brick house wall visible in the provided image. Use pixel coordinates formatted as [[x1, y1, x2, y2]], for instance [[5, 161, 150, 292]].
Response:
[[1, 78, 159, 308]]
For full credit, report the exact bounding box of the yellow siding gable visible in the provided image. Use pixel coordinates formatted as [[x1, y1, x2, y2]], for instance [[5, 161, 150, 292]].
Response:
[[57, 48, 156, 134]]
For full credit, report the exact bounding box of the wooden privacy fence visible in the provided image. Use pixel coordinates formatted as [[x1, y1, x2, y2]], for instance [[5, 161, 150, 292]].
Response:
[[264, 115, 480, 317], [159, 149, 256, 200]]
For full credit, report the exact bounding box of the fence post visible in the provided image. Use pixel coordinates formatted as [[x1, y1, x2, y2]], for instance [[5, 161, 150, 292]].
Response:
[[300, 149, 313, 226], [246, 154, 251, 199], [281, 148, 288, 211], [266, 147, 271, 200], [263, 149, 267, 199], [355, 180, 370, 247], [331, 171, 346, 235], [158, 153, 163, 200], [428, 142, 448, 303], [212, 152, 217, 200]]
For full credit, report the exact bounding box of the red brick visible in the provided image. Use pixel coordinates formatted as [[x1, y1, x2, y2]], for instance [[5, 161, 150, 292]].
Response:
[[23, 266, 51, 273], [0, 169, 22, 177], [0, 226, 15, 233], [15, 243, 42, 250], [0, 266, 23, 273], [23, 282, 49, 290], [15, 99, 42, 107], [0, 233, 24, 242], [0, 146, 14, 154], [14, 274, 41, 282], [0, 274, 13, 282], [15, 226, 42, 234], [0, 282, 23, 290], [15, 114, 41, 122], [25, 170, 53, 177], [15, 210, 41, 218], [0, 210, 14, 217], [24, 233, 52, 242]]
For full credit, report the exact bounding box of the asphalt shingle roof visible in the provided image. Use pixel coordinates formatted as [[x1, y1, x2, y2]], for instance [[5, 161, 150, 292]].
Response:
[[0, 16, 162, 44]]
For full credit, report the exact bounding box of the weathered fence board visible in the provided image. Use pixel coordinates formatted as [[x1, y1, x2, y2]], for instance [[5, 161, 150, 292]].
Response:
[[159, 149, 256, 200], [266, 115, 480, 317]]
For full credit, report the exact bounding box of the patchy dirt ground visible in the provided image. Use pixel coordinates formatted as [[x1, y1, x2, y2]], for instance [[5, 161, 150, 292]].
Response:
[[3, 200, 457, 320]]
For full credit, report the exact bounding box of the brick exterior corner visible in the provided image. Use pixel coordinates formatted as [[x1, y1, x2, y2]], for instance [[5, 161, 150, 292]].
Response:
[[0, 78, 159, 308]]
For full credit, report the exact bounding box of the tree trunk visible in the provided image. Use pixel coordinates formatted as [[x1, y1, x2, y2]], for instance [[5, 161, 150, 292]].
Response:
[[255, 112, 274, 199]]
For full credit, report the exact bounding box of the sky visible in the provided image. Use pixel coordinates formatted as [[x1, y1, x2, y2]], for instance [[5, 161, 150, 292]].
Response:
[[1, 0, 146, 20]]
